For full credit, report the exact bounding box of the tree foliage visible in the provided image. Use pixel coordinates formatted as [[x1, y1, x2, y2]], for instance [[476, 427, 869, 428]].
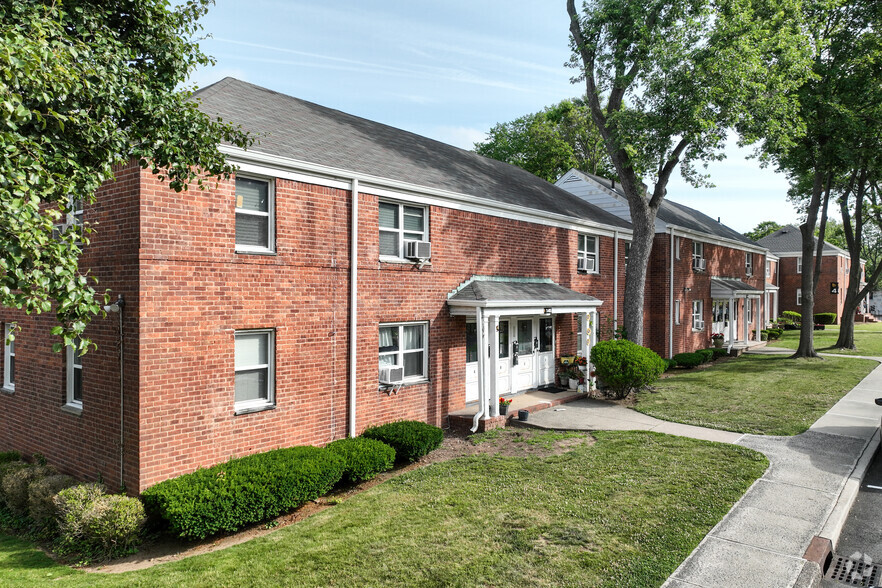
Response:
[[745, 221, 784, 242], [567, 0, 810, 345], [0, 0, 250, 350], [474, 98, 614, 182]]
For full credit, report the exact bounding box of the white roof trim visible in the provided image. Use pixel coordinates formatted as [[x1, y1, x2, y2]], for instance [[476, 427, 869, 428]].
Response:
[[771, 250, 862, 262], [667, 224, 768, 255], [223, 146, 633, 239]]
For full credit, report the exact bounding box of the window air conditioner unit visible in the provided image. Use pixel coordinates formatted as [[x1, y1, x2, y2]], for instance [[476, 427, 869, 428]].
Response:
[[693, 258, 706, 271], [404, 240, 431, 260], [379, 365, 405, 385], [577, 256, 595, 272]]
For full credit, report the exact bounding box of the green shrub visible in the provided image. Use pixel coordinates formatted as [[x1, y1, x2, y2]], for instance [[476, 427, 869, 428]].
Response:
[[663, 358, 677, 372], [28, 474, 77, 530], [589, 340, 666, 399], [814, 312, 837, 325], [766, 328, 783, 340], [362, 421, 444, 463], [326, 437, 396, 484], [673, 352, 703, 369], [710, 347, 728, 360], [1, 464, 56, 516], [697, 349, 714, 363], [760, 329, 769, 341], [0, 451, 21, 464], [141, 446, 345, 540], [82, 494, 146, 559], [54, 483, 108, 550], [782, 310, 801, 322]]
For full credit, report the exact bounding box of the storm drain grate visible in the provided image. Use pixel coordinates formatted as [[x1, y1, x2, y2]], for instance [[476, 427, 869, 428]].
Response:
[[826, 554, 881, 586]]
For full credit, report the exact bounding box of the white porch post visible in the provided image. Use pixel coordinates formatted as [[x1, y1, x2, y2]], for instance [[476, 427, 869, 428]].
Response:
[[755, 297, 761, 340], [479, 310, 490, 419], [743, 299, 749, 342], [588, 310, 597, 387], [774, 291, 779, 321], [727, 297, 735, 349], [488, 314, 499, 417], [579, 311, 589, 359]]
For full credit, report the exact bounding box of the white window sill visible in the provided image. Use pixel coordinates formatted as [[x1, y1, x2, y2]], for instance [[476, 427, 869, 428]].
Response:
[[234, 403, 275, 416], [235, 248, 277, 256], [1, 386, 13, 395], [379, 378, 429, 390], [379, 256, 431, 266], [61, 403, 83, 416], [577, 270, 600, 275], [692, 329, 704, 333]]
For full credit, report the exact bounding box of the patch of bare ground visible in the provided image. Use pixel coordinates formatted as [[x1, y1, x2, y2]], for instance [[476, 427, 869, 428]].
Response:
[[85, 427, 592, 574]]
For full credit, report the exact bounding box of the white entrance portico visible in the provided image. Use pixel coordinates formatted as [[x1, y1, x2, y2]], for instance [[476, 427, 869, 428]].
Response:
[[710, 277, 763, 350], [448, 277, 602, 431]]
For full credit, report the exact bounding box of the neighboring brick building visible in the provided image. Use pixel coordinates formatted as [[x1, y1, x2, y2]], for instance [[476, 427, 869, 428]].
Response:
[[556, 170, 768, 356], [758, 225, 866, 322]]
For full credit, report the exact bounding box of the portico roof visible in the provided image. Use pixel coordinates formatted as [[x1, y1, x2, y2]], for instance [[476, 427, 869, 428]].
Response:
[[711, 277, 763, 298], [447, 276, 602, 317]]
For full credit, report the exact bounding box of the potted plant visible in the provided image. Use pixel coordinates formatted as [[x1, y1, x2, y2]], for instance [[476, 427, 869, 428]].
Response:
[[711, 333, 724, 348], [498, 396, 513, 416], [573, 355, 588, 376], [567, 367, 581, 390]]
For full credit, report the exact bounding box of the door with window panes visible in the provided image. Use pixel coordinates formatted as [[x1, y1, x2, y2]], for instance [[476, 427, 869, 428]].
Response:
[[513, 317, 555, 392], [465, 320, 512, 403]]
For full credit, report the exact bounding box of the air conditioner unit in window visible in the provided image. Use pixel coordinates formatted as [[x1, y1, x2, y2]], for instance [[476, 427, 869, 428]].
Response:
[[693, 258, 706, 271], [694, 320, 705, 330], [577, 256, 595, 272], [379, 365, 405, 385], [404, 240, 431, 260]]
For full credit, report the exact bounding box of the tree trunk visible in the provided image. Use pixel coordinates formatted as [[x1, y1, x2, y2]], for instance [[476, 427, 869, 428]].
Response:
[[793, 171, 825, 358], [836, 301, 858, 349], [622, 199, 657, 345]]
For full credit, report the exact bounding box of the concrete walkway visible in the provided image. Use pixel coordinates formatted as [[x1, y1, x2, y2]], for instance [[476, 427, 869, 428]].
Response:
[[525, 350, 882, 588]]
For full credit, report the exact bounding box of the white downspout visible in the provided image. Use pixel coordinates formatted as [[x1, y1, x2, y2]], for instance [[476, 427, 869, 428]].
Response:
[[669, 229, 675, 358], [471, 306, 486, 432], [613, 231, 619, 332], [348, 178, 359, 438]]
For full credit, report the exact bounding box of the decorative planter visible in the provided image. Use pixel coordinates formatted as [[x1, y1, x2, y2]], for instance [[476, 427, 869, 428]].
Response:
[[713, 339, 724, 348], [568, 378, 579, 390], [499, 404, 509, 416]]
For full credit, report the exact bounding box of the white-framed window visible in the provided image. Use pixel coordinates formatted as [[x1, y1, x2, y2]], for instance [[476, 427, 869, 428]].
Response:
[[746, 252, 753, 276], [234, 330, 275, 412], [692, 241, 705, 271], [797, 288, 802, 306], [379, 201, 428, 260], [692, 300, 704, 331], [235, 176, 275, 253], [675, 300, 681, 325], [766, 260, 771, 278], [379, 322, 428, 381], [675, 236, 681, 260], [3, 323, 15, 391], [624, 241, 631, 270], [797, 257, 802, 274], [578, 234, 598, 273], [66, 339, 83, 409]]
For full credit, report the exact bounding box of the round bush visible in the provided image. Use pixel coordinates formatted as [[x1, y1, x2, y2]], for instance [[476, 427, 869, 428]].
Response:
[[697, 349, 714, 363], [1, 464, 56, 516], [0, 451, 21, 464], [663, 358, 677, 372], [82, 494, 146, 558], [673, 352, 703, 369], [28, 474, 77, 528], [326, 437, 396, 484], [710, 347, 728, 360], [361, 421, 443, 463], [814, 312, 837, 325], [54, 483, 108, 549], [589, 340, 666, 399]]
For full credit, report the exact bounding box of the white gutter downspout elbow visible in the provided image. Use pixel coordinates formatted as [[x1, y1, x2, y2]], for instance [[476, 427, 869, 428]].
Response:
[[669, 229, 675, 358], [348, 178, 359, 438]]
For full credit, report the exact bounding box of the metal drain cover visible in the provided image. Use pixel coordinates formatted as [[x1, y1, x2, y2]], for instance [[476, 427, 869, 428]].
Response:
[[826, 554, 881, 586]]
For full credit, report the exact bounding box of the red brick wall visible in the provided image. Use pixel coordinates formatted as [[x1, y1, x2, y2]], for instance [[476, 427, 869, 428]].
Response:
[[778, 254, 851, 321]]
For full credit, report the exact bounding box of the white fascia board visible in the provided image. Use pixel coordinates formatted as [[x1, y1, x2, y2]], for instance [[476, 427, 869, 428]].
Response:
[[449, 302, 603, 318], [766, 253, 780, 261], [770, 250, 851, 259], [223, 146, 632, 239], [664, 224, 768, 255]]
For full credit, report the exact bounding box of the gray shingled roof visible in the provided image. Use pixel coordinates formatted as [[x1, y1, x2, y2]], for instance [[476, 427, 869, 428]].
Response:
[[757, 225, 847, 255], [192, 78, 632, 230], [449, 278, 600, 303], [710, 278, 762, 298], [579, 172, 757, 246]]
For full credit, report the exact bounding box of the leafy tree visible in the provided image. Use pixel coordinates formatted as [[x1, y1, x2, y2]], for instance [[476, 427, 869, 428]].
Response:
[[567, 0, 810, 345], [474, 99, 613, 182], [0, 0, 250, 350], [745, 221, 784, 242]]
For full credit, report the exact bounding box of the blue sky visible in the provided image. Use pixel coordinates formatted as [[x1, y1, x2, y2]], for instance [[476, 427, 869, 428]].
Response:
[[190, 0, 799, 234]]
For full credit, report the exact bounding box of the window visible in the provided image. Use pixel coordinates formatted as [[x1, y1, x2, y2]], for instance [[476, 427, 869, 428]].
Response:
[[3, 324, 14, 391], [539, 318, 553, 352], [379, 322, 428, 380], [578, 235, 598, 273], [624, 241, 631, 270], [766, 260, 771, 278], [692, 242, 705, 271], [675, 237, 681, 260], [498, 320, 509, 358], [797, 288, 802, 306], [675, 300, 681, 325], [234, 330, 275, 412], [235, 176, 274, 253], [379, 201, 428, 259], [797, 257, 802, 274], [746, 252, 753, 276], [66, 339, 83, 408], [467, 321, 510, 362], [692, 300, 704, 331]]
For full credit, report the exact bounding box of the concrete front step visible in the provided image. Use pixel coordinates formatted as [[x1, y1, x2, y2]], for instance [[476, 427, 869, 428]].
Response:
[[447, 390, 587, 433]]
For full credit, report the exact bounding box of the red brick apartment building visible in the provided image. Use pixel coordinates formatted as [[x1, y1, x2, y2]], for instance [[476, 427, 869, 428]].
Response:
[[0, 79, 773, 491], [758, 225, 866, 322]]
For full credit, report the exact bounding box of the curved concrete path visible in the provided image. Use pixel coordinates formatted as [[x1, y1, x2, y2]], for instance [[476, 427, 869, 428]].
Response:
[[525, 349, 882, 588]]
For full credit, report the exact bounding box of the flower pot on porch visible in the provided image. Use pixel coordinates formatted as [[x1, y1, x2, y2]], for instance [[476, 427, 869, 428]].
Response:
[[713, 339, 724, 348], [568, 378, 579, 390], [499, 404, 509, 416]]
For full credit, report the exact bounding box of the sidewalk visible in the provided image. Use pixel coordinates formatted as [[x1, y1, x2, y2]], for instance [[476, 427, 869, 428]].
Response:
[[526, 350, 882, 588]]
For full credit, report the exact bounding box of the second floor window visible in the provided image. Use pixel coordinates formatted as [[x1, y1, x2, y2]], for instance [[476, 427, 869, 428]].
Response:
[[235, 176, 274, 253], [379, 201, 427, 259], [746, 252, 753, 276], [692, 242, 705, 271], [766, 260, 771, 278], [797, 257, 803, 274], [578, 235, 598, 273]]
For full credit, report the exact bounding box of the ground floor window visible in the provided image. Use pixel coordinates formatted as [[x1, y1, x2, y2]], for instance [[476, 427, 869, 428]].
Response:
[[539, 318, 553, 352], [66, 340, 83, 408], [3, 324, 14, 391], [380, 322, 428, 380], [797, 289, 802, 306], [675, 300, 681, 325], [234, 329, 275, 412], [692, 300, 704, 331]]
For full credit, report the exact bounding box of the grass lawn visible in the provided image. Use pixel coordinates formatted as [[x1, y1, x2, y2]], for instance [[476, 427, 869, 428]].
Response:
[[0, 431, 767, 588], [773, 322, 882, 356], [636, 353, 878, 435]]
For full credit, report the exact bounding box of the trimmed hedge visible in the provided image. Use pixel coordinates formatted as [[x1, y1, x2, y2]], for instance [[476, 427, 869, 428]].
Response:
[[141, 446, 345, 540], [814, 312, 837, 325], [673, 352, 703, 369], [28, 474, 77, 529], [782, 310, 801, 322], [663, 358, 677, 372], [326, 437, 396, 484], [709, 347, 728, 360], [590, 340, 666, 399], [766, 328, 782, 340], [697, 349, 714, 363], [1, 464, 56, 516], [362, 421, 443, 463]]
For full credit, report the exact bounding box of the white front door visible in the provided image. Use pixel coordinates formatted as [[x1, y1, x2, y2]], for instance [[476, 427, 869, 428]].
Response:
[[514, 318, 535, 392], [536, 317, 555, 386], [465, 319, 513, 403]]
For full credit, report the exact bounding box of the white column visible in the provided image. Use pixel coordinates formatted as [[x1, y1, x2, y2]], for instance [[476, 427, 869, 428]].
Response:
[[489, 315, 499, 417], [479, 310, 490, 420], [588, 310, 597, 388], [728, 297, 735, 347], [579, 311, 589, 359], [774, 291, 779, 321]]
